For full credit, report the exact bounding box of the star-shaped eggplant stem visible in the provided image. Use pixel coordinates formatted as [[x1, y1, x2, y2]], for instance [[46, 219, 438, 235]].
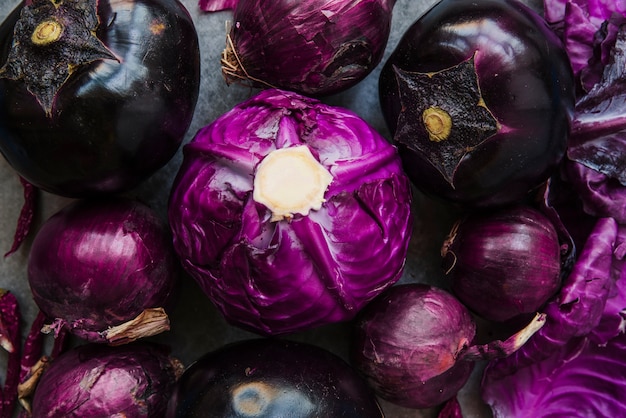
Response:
[[0, 0, 117, 117], [393, 55, 499, 187]]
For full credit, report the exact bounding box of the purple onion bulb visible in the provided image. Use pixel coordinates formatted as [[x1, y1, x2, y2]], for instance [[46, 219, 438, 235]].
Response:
[[442, 205, 562, 322], [220, 0, 396, 95], [27, 198, 178, 344]]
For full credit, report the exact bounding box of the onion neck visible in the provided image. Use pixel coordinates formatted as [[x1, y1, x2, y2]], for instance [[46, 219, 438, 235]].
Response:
[[253, 146, 333, 222]]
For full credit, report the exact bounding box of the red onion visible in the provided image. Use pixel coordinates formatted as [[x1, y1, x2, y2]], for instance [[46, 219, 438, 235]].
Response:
[[441, 205, 562, 322], [30, 342, 182, 417], [27, 198, 178, 345], [351, 283, 545, 409], [203, 0, 396, 96]]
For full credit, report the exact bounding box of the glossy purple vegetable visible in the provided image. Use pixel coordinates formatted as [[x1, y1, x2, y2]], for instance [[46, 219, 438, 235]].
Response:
[[379, 0, 574, 208], [442, 205, 562, 322], [351, 284, 545, 409], [27, 198, 178, 344], [30, 342, 182, 418], [201, 0, 395, 96], [166, 338, 384, 418], [168, 88, 413, 336], [0, 0, 200, 197]]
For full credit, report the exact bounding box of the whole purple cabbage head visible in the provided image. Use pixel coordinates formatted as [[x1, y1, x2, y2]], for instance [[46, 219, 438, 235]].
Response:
[[168, 88, 413, 336]]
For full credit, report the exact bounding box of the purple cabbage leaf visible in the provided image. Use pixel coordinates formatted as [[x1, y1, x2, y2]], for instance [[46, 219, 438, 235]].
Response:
[[562, 23, 626, 223], [544, 0, 626, 92], [483, 333, 626, 417]]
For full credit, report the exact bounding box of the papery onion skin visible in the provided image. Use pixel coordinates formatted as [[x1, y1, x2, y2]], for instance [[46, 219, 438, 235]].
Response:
[[379, 0, 574, 208], [27, 198, 178, 343], [166, 338, 384, 418], [168, 88, 413, 336], [31, 342, 181, 418], [0, 0, 200, 197], [443, 205, 562, 323], [217, 0, 395, 96], [351, 284, 476, 409]]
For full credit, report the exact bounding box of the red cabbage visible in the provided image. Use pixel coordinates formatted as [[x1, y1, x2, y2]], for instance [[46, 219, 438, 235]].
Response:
[[562, 24, 626, 223], [544, 0, 626, 92], [483, 333, 626, 417], [482, 229, 626, 418], [168, 88, 413, 336]]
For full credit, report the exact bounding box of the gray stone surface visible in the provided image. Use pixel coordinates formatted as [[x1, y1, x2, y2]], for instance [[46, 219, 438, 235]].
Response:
[[0, 0, 543, 416]]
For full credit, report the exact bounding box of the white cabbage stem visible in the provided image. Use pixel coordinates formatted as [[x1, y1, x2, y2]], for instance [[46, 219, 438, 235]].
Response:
[[253, 146, 333, 222]]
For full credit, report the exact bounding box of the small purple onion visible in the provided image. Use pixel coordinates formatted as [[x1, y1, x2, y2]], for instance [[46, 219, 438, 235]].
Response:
[[30, 342, 182, 417], [442, 205, 562, 322], [27, 198, 178, 344], [207, 0, 395, 95], [352, 284, 476, 409], [351, 283, 545, 409]]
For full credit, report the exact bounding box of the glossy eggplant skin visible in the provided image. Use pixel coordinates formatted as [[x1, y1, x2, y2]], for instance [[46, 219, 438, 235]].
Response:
[[0, 0, 200, 197], [166, 338, 385, 418], [379, 0, 574, 208]]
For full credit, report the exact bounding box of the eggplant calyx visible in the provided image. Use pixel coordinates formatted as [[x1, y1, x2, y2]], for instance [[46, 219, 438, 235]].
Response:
[[392, 55, 499, 187], [0, 0, 117, 117]]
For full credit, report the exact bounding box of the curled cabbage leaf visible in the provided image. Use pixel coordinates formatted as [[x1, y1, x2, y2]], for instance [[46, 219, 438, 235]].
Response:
[[562, 23, 626, 223], [544, 0, 626, 92], [168, 89, 413, 336], [483, 333, 626, 417]]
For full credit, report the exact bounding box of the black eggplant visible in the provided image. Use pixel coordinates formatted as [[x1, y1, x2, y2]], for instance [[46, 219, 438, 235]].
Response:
[[379, 0, 575, 208], [166, 338, 384, 418], [0, 0, 200, 197]]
